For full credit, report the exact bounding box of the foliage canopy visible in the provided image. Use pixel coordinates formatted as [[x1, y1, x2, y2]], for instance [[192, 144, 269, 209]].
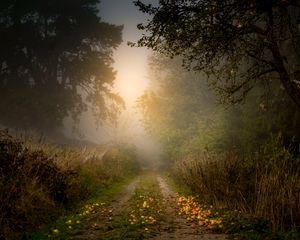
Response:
[[133, 0, 300, 106], [0, 0, 123, 132]]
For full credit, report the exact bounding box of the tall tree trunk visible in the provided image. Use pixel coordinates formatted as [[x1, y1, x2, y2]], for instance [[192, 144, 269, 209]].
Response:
[[268, 8, 300, 108]]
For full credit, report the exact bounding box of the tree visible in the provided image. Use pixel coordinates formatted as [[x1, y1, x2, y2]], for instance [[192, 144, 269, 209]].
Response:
[[138, 55, 300, 161], [137, 55, 217, 160], [133, 0, 300, 107], [0, 0, 123, 132]]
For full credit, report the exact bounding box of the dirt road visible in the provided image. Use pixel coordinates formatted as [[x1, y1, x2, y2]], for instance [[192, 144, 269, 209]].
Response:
[[70, 173, 227, 240]]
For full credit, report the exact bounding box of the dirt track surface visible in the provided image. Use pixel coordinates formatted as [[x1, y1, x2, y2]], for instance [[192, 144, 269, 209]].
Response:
[[71, 173, 227, 239], [70, 178, 139, 239], [153, 176, 227, 240]]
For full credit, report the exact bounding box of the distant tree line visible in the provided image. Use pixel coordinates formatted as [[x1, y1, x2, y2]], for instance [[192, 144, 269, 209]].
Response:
[[138, 55, 300, 161]]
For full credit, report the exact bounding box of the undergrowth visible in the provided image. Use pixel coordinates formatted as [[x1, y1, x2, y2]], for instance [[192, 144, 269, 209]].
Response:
[[0, 130, 140, 239], [33, 177, 136, 240], [172, 135, 300, 239]]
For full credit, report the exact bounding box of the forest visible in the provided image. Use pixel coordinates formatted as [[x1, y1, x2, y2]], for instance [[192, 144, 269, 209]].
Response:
[[0, 0, 300, 239]]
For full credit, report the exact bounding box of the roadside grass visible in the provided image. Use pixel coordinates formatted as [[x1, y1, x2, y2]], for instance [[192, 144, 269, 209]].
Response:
[[102, 173, 166, 239], [168, 175, 270, 239], [0, 130, 140, 239], [167, 157, 300, 240], [221, 209, 300, 240], [32, 176, 136, 240], [163, 172, 193, 196]]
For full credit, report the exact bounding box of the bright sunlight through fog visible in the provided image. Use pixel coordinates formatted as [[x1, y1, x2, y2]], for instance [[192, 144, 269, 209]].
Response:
[[113, 45, 149, 106], [63, 0, 161, 166], [100, 0, 157, 107]]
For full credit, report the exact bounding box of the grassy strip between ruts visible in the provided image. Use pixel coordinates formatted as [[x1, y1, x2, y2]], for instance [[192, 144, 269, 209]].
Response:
[[32, 175, 136, 240], [101, 173, 166, 239], [165, 174, 300, 240]]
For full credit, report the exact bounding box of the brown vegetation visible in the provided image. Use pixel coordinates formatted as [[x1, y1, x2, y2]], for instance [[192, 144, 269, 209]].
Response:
[[0, 130, 139, 239], [173, 136, 300, 231]]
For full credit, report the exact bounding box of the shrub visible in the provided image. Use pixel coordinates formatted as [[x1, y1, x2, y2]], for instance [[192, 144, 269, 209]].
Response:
[[0, 130, 70, 239], [0, 130, 140, 239]]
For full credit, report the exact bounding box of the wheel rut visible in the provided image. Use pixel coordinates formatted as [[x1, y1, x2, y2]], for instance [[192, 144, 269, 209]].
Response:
[[154, 175, 227, 240], [70, 173, 227, 239], [70, 177, 139, 239]]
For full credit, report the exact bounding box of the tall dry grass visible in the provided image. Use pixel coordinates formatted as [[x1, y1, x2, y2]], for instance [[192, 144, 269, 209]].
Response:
[[0, 130, 140, 239], [173, 137, 300, 231]]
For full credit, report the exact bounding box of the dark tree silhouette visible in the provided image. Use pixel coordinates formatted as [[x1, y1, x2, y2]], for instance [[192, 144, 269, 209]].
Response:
[[0, 0, 123, 132], [133, 0, 300, 106]]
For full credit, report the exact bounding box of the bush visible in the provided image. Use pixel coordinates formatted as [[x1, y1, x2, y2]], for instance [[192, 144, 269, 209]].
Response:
[[0, 130, 140, 239], [0, 130, 71, 239]]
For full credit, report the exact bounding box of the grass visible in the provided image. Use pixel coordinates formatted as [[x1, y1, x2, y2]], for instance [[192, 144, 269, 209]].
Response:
[[100, 173, 166, 239], [32, 176, 137, 240], [166, 172, 298, 239], [163, 172, 193, 196], [0, 130, 140, 239], [171, 136, 300, 239]]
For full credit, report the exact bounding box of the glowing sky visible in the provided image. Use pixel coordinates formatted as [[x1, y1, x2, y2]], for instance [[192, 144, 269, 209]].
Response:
[[64, 0, 161, 164], [100, 0, 158, 106], [97, 0, 161, 163]]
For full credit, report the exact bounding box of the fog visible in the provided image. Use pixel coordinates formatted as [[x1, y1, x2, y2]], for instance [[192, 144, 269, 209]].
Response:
[[1, 1, 300, 237], [60, 0, 162, 165], [63, 105, 162, 167], [1, 0, 299, 168]]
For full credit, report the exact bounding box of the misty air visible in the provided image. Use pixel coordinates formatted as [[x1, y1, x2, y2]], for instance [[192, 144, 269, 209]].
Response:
[[1, 0, 300, 239]]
